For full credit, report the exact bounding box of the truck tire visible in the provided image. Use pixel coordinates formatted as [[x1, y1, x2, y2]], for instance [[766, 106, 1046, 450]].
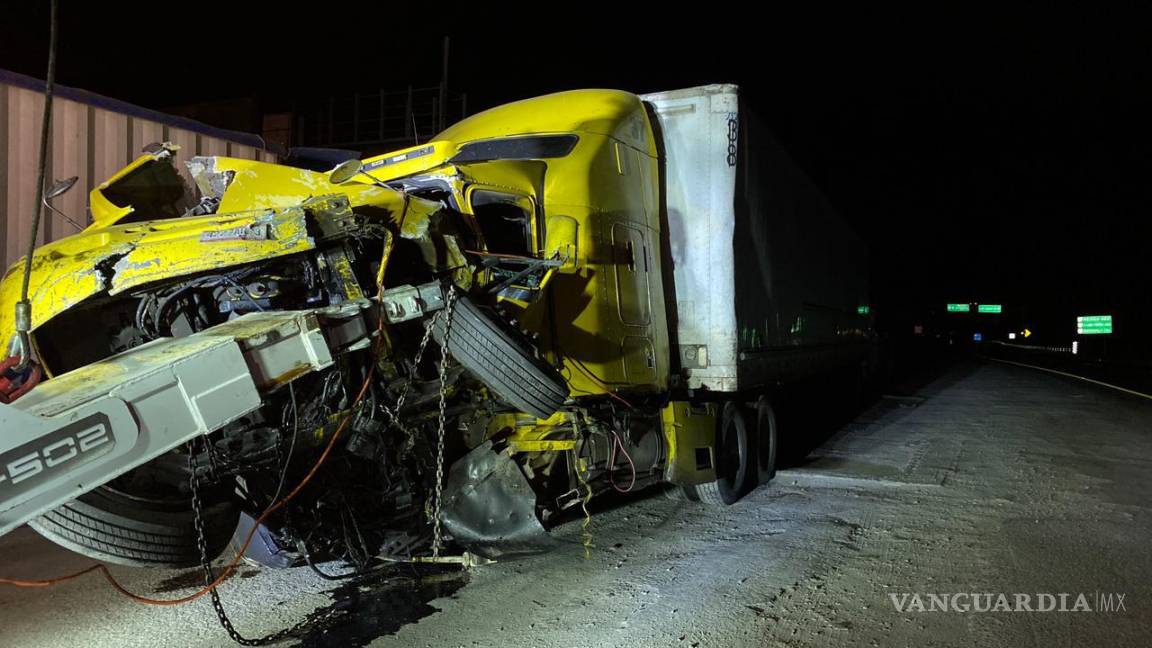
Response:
[[430, 294, 568, 419], [28, 486, 239, 568], [688, 401, 750, 506], [753, 395, 778, 486]]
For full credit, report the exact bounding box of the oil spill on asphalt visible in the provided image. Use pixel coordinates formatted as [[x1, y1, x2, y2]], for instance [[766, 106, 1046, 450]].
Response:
[[291, 565, 469, 647]]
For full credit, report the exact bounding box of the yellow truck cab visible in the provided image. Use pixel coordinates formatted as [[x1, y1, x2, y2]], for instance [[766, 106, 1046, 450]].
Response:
[[355, 89, 672, 397], [0, 85, 872, 567]]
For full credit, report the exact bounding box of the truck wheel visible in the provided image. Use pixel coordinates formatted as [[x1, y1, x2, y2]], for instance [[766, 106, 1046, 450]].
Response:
[[28, 484, 239, 568], [430, 293, 568, 419], [753, 395, 778, 486], [688, 402, 750, 506]]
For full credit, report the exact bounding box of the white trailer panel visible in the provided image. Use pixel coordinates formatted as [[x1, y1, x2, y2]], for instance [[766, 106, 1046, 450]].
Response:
[[643, 84, 870, 392]]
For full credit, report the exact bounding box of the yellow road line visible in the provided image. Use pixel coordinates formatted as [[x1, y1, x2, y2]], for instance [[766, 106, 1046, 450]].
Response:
[[987, 357, 1152, 401]]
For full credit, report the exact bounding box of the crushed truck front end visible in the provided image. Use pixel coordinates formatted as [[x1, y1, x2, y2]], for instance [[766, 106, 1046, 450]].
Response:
[[0, 89, 719, 567]]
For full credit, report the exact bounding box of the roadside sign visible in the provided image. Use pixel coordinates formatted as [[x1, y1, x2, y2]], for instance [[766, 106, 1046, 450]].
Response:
[[913, 324, 924, 335], [1008, 332, 1017, 340], [947, 303, 970, 312], [973, 333, 983, 342], [857, 305, 870, 315], [1077, 315, 1113, 335], [977, 304, 1002, 314], [1022, 328, 1031, 338]]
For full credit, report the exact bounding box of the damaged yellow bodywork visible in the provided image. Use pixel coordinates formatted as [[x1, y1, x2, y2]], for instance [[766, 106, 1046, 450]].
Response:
[[0, 150, 440, 357], [0, 88, 729, 565], [348, 90, 672, 399], [5, 88, 671, 406]]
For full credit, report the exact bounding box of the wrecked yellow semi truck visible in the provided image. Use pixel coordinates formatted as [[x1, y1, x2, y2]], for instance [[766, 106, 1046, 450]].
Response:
[[0, 85, 871, 567]]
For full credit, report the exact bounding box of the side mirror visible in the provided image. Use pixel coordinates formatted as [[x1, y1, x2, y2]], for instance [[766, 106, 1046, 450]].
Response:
[[329, 159, 363, 184], [545, 215, 579, 272], [46, 176, 79, 200]]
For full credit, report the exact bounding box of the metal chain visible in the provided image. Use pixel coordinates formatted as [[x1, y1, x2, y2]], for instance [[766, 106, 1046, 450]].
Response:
[[187, 282, 461, 644], [430, 285, 458, 557], [189, 438, 342, 646], [379, 298, 443, 436]]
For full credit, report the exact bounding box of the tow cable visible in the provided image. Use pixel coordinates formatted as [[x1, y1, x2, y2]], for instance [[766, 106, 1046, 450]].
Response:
[[5, 0, 57, 390]]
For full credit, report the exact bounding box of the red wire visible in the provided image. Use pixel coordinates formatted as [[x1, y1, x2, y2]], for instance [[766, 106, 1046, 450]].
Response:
[[607, 430, 636, 493], [0, 372, 372, 603], [0, 296, 390, 601]]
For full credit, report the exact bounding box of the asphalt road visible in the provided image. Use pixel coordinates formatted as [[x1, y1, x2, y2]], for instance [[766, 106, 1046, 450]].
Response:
[[1, 360, 1150, 647]]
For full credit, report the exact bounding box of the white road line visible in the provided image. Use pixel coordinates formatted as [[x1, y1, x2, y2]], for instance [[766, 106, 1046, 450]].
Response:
[[987, 357, 1152, 401]]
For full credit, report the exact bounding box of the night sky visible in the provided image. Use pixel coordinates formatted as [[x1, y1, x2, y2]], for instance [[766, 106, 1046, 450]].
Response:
[[3, 8, 1149, 342]]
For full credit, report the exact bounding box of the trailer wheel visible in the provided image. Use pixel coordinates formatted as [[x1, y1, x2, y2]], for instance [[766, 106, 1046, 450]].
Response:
[[689, 401, 750, 506], [429, 293, 569, 419], [753, 395, 778, 486], [28, 484, 239, 568]]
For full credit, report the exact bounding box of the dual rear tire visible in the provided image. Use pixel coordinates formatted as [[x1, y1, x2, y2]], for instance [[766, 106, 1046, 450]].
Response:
[[685, 395, 777, 506]]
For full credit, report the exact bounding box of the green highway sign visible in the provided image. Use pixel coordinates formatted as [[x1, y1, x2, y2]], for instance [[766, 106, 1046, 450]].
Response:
[[977, 304, 1003, 313], [1077, 315, 1113, 335], [947, 303, 971, 312], [857, 305, 870, 315]]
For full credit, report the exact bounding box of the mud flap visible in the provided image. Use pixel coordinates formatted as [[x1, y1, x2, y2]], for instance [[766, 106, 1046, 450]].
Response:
[[441, 442, 557, 559]]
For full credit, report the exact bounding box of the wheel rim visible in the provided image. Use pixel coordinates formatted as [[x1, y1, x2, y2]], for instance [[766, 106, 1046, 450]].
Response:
[[102, 453, 192, 510]]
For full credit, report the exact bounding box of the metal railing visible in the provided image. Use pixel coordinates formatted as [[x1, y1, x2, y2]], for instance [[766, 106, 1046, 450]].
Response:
[[294, 86, 467, 150]]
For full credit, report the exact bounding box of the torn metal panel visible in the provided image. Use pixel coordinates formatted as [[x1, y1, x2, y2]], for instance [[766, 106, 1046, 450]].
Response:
[[440, 442, 557, 559], [107, 207, 314, 295], [0, 207, 314, 348], [88, 144, 183, 228], [0, 242, 133, 349], [0, 153, 442, 352], [186, 155, 234, 199]]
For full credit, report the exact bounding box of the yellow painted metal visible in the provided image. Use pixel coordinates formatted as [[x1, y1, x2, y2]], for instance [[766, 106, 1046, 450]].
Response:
[[107, 208, 315, 295], [435, 90, 657, 158], [88, 150, 170, 228], [399, 90, 672, 398], [331, 252, 365, 301], [359, 141, 456, 183], [660, 401, 718, 486], [492, 410, 578, 454], [0, 153, 438, 356], [209, 158, 406, 215], [6, 87, 672, 419], [508, 439, 577, 453]]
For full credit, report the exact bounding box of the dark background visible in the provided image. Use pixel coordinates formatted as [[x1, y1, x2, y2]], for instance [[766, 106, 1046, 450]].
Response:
[[2, 8, 1149, 353]]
